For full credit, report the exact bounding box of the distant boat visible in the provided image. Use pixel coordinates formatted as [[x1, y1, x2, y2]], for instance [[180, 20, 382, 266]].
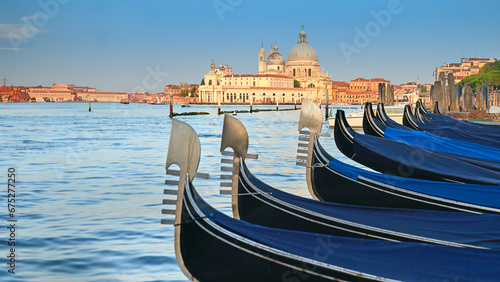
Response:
[[148, 101, 164, 105], [180, 103, 191, 108], [120, 99, 129, 104], [328, 105, 404, 129]]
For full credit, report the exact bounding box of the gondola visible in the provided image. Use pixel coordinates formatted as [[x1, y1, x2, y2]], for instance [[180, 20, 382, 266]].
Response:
[[217, 113, 500, 249], [376, 102, 412, 131], [164, 119, 500, 281], [433, 100, 441, 114], [403, 104, 500, 148], [418, 101, 500, 132], [336, 108, 500, 184], [363, 102, 500, 163], [297, 100, 500, 213]]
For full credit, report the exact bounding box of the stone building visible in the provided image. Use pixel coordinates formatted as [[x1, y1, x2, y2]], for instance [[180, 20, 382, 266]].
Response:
[[284, 28, 332, 103], [342, 78, 391, 105], [28, 84, 76, 102], [27, 84, 128, 102], [0, 86, 30, 102], [331, 81, 349, 103], [435, 58, 495, 84], [198, 27, 331, 104], [198, 62, 306, 104]]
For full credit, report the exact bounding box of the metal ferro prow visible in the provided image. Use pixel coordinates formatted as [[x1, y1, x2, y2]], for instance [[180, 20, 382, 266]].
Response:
[[162, 119, 209, 282], [219, 114, 258, 219], [297, 99, 330, 200]]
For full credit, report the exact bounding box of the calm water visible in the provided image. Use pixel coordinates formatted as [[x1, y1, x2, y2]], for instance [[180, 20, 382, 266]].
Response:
[[0, 102, 360, 281]]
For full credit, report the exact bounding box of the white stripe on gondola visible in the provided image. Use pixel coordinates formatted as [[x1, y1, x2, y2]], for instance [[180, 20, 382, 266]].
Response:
[[238, 159, 483, 249], [183, 179, 397, 282], [337, 113, 353, 144], [366, 107, 385, 136]]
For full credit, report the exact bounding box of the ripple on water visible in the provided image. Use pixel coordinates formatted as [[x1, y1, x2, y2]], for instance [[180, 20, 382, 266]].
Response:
[[0, 103, 359, 281]]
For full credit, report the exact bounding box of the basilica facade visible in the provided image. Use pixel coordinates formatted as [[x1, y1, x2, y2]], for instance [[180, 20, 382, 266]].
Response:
[[258, 28, 333, 102], [198, 28, 332, 104]]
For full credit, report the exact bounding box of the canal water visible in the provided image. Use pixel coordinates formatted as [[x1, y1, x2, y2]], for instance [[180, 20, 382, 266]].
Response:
[[0, 102, 360, 281]]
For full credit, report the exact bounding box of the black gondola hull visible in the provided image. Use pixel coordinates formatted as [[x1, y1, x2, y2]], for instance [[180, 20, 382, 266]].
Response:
[[310, 138, 500, 214]]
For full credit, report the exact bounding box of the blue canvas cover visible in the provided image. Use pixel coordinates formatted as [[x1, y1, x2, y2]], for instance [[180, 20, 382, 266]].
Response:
[[352, 132, 500, 184], [187, 175, 500, 281], [425, 112, 500, 133], [328, 158, 500, 209], [246, 167, 500, 249], [209, 205, 500, 281], [383, 115, 412, 130], [384, 126, 500, 163], [416, 123, 500, 148]]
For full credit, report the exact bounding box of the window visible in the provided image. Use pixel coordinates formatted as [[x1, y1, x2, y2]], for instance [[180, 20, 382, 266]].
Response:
[[208, 80, 212, 85], [253, 81, 255, 86], [277, 66, 280, 70], [293, 69, 296, 76], [308, 68, 311, 77]]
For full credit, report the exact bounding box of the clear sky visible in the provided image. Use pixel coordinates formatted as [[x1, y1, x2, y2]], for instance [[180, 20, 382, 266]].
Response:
[[1, 0, 499, 93]]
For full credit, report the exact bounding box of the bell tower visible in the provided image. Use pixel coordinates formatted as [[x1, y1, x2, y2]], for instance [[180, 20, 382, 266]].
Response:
[[258, 44, 266, 74]]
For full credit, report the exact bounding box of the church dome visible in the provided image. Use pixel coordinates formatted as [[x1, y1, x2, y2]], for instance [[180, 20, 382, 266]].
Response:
[[288, 28, 318, 62], [288, 44, 318, 61], [267, 52, 285, 65]]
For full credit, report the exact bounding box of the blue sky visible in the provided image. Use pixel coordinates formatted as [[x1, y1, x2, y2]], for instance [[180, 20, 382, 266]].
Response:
[[0, 0, 499, 93]]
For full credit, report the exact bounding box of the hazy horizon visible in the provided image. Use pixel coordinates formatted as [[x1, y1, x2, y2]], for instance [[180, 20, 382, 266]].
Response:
[[1, 0, 499, 93]]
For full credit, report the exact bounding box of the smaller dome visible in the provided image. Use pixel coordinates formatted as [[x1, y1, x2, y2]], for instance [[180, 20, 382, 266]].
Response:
[[267, 52, 285, 65]]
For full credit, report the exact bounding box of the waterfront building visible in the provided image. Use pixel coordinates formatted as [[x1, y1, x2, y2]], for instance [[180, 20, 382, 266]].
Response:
[[349, 78, 390, 94], [164, 84, 182, 98], [79, 92, 129, 102], [0, 86, 30, 102], [338, 78, 391, 105], [198, 27, 331, 104], [435, 58, 495, 84], [283, 28, 332, 103], [331, 81, 349, 103], [27, 84, 128, 102], [129, 92, 150, 103], [199, 62, 306, 104], [28, 84, 77, 102]]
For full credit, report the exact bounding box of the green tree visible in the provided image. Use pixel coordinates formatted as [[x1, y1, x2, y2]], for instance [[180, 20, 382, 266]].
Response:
[[459, 60, 500, 92], [190, 87, 196, 97], [479, 60, 500, 73], [417, 84, 427, 93], [180, 89, 189, 97], [294, 80, 301, 88], [200, 78, 205, 85]]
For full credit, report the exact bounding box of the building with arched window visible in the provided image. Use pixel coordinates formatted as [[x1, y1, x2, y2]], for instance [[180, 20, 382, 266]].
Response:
[[198, 27, 332, 104], [260, 27, 332, 103]]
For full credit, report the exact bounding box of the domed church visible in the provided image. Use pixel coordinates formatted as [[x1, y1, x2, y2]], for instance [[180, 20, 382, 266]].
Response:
[[258, 26, 332, 102], [198, 27, 332, 104]]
